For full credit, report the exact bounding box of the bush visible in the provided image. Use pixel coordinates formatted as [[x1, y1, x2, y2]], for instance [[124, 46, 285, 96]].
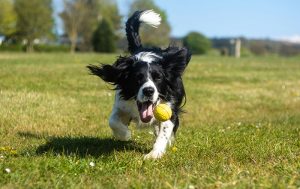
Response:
[[33, 45, 70, 52], [0, 44, 24, 52], [92, 19, 116, 53], [0, 44, 70, 52], [240, 47, 253, 57], [249, 42, 267, 56], [183, 32, 211, 55]]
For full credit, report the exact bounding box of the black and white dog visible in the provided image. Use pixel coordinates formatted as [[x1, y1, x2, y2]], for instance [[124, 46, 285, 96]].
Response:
[[88, 10, 191, 159]]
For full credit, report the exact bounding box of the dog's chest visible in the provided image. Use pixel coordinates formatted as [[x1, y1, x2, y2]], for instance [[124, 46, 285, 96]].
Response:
[[113, 92, 139, 121], [112, 92, 159, 127]]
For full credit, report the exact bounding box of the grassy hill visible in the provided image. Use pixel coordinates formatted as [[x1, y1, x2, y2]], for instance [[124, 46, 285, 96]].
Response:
[[0, 53, 299, 188]]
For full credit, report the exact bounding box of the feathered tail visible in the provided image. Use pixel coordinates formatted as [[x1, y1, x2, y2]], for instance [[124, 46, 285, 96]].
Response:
[[126, 10, 161, 54]]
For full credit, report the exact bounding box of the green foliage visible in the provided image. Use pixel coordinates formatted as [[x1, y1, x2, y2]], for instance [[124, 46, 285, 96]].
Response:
[[33, 45, 70, 52], [60, 0, 87, 52], [0, 44, 23, 52], [75, 0, 102, 51], [0, 0, 17, 37], [60, 0, 121, 52], [129, 0, 171, 47], [0, 44, 72, 52], [14, 0, 54, 52], [100, 1, 122, 32], [240, 46, 253, 57], [90, 1, 122, 50], [0, 54, 300, 188], [183, 32, 211, 55], [279, 44, 300, 56], [211, 38, 300, 57], [249, 41, 268, 56], [92, 19, 116, 53]]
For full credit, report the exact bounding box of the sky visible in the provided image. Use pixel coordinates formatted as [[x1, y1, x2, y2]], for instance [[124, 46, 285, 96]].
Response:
[[53, 0, 300, 42]]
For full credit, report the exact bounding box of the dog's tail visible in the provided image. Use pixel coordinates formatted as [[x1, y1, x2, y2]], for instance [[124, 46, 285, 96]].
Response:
[[126, 10, 161, 54]]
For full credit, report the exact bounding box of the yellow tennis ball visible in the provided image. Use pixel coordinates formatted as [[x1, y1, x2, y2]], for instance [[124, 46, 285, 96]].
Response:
[[153, 103, 172, 122]]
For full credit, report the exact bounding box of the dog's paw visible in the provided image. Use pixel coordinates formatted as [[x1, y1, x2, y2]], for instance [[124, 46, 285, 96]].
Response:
[[144, 150, 165, 160]]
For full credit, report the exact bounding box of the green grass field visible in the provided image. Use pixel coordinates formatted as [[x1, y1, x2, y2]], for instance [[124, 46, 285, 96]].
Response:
[[0, 53, 299, 188]]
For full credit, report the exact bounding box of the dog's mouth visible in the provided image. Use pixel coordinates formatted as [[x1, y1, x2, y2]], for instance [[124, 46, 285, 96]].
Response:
[[137, 100, 157, 123]]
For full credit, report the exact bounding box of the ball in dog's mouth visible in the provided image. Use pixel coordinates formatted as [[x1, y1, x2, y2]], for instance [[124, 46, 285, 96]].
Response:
[[137, 101, 156, 123]]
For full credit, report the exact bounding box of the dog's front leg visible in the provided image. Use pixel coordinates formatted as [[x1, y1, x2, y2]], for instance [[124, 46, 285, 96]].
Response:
[[109, 111, 131, 141], [144, 120, 174, 159]]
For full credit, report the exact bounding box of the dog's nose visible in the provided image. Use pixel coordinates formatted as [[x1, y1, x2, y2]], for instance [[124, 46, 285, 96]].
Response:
[[143, 87, 154, 97]]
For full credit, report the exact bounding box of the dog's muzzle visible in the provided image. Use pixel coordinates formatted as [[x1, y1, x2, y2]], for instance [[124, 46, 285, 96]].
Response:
[[137, 99, 158, 123], [137, 84, 159, 123], [142, 87, 154, 97]]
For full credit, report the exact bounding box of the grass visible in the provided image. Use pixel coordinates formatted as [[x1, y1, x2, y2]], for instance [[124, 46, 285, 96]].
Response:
[[0, 53, 299, 188]]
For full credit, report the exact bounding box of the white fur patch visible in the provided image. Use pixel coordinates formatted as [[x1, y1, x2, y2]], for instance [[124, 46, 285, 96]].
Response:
[[109, 92, 134, 141], [135, 52, 161, 63], [137, 79, 159, 103], [144, 120, 175, 159], [139, 10, 161, 28]]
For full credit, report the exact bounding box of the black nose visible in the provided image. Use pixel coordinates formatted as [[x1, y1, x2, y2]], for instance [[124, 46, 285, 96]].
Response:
[[143, 87, 154, 97]]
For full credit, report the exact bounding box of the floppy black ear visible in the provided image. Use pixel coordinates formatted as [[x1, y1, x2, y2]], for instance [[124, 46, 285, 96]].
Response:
[[87, 64, 120, 84], [87, 56, 134, 85], [162, 47, 191, 78]]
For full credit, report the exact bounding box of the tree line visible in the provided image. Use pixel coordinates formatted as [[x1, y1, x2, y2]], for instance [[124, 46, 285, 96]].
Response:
[[0, 0, 179, 53], [2, 0, 298, 56], [211, 37, 300, 57], [0, 0, 213, 54]]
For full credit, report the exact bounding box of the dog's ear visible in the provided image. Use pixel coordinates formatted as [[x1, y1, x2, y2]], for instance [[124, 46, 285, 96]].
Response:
[[87, 56, 134, 85], [87, 64, 120, 84], [162, 47, 191, 78]]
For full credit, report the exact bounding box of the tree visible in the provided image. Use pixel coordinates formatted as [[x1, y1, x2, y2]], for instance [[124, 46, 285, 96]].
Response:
[[14, 0, 53, 52], [100, 2, 122, 34], [76, 0, 101, 51], [80, 0, 121, 51], [248, 41, 267, 56], [129, 0, 171, 47], [60, 0, 121, 52], [92, 19, 116, 52], [0, 0, 17, 37], [60, 0, 87, 52], [183, 32, 211, 55]]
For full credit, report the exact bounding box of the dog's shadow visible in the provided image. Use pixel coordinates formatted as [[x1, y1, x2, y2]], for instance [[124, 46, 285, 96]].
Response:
[[19, 132, 147, 158]]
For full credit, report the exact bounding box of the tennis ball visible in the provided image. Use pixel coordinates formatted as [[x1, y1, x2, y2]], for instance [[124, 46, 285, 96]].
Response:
[[153, 103, 172, 122]]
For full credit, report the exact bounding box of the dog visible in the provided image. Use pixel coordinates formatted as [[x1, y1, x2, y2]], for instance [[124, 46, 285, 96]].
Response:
[[87, 10, 191, 159]]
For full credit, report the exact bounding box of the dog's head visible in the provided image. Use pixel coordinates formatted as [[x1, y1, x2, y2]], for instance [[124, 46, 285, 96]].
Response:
[[87, 48, 191, 123]]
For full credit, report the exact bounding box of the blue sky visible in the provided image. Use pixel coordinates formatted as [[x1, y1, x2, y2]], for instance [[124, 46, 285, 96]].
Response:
[[53, 0, 300, 41]]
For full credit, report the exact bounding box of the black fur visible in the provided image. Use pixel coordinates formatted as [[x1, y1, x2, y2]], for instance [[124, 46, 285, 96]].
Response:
[[125, 11, 144, 54], [88, 10, 191, 134]]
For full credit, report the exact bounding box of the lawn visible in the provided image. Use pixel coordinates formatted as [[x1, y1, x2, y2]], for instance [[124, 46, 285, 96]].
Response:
[[0, 53, 299, 188]]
